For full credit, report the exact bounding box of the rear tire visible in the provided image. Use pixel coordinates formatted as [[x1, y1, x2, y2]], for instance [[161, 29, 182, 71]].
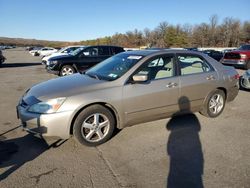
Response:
[[59, 65, 76, 76], [200, 89, 225, 118], [73, 105, 115, 146]]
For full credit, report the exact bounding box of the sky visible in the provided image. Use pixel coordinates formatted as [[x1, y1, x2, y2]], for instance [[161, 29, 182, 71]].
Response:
[[0, 0, 250, 42]]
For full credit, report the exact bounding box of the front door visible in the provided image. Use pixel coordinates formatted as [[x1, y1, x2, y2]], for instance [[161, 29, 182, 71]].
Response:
[[122, 54, 180, 126]]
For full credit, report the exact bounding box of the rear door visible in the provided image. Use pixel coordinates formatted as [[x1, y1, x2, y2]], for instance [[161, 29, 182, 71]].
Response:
[[98, 46, 111, 61], [176, 53, 218, 111], [123, 54, 180, 126], [77, 46, 100, 71]]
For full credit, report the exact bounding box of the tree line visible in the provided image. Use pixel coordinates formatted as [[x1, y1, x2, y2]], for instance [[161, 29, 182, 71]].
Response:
[[78, 15, 250, 48], [1, 15, 249, 48]]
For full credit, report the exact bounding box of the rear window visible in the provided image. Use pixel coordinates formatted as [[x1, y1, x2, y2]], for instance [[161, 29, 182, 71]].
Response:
[[98, 47, 110, 56], [110, 47, 124, 55]]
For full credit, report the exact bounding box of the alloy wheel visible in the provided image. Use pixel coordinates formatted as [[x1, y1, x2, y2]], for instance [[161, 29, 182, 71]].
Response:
[[81, 113, 110, 142], [61, 67, 74, 76], [208, 94, 224, 115]]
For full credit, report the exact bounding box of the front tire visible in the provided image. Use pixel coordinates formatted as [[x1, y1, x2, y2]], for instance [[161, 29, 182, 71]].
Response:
[[200, 89, 226, 118], [60, 65, 76, 76], [73, 105, 115, 146]]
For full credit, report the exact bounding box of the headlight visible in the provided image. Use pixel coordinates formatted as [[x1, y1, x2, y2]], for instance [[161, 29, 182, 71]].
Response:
[[240, 54, 247, 59], [28, 97, 66, 114], [49, 60, 58, 66]]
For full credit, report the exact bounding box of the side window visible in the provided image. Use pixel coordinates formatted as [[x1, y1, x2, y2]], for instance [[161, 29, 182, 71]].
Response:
[[177, 55, 212, 75], [98, 47, 109, 56], [111, 47, 123, 55], [82, 47, 98, 57], [134, 55, 174, 81]]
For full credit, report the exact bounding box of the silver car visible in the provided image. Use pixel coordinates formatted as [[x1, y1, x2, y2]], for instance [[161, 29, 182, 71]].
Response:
[[17, 50, 239, 146], [240, 69, 250, 90]]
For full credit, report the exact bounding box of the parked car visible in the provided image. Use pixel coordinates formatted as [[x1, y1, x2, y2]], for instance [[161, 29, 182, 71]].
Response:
[[46, 45, 125, 76], [222, 49, 236, 54], [202, 50, 223, 61], [42, 46, 83, 65], [29, 47, 42, 56], [240, 69, 250, 90], [17, 50, 239, 146], [185, 47, 199, 51], [220, 44, 250, 69], [0, 50, 6, 65], [36, 47, 58, 57]]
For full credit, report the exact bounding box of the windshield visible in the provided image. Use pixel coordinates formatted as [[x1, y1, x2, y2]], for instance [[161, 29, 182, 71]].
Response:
[[57, 47, 67, 53], [70, 47, 85, 56], [238, 45, 250, 50], [85, 53, 143, 81]]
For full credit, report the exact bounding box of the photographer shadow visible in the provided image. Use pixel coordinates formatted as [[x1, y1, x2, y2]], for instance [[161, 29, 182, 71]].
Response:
[[166, 96, 204, 188]]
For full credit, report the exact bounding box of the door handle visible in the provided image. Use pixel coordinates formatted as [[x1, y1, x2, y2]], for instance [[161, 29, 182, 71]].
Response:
[[206, 75, 215, 80], [166, 82, 178, 88]]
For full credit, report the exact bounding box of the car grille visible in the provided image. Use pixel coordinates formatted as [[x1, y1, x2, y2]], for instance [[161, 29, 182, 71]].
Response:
[[224, 53, 241, 59]]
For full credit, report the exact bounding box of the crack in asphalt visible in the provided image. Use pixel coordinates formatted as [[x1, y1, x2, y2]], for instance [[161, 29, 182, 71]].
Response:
[[88, 169, 95, 188], [30, 168, 57, 184], [96, 147, 136, 188]]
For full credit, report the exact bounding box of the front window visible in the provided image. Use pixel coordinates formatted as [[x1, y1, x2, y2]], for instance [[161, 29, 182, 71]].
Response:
[[81, 47, 99, 56], [85, 53, 143, 81], [70, 47, 85, 56], [133, 55, 174, 81]]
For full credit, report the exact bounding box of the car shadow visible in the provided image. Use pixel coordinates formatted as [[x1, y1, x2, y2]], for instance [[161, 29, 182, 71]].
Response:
[[0, 133, 66, 181], [0, 62, 41, 68], [166, 96, 204, 188]]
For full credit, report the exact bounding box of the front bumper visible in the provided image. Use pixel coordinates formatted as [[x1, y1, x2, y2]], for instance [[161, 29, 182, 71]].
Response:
[[221, 59, 247, 68], [17, 105, 73, 139], [46, 67, 59, 75]]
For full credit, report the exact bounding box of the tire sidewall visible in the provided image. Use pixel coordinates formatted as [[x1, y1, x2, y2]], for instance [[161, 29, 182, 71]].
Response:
[[60, 65, 76, 76], [206, 90, 226, 118], [73, 105, 115, 146], [240, 76, 250, 90]]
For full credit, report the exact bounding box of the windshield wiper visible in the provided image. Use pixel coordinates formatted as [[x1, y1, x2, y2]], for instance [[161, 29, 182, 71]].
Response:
[[85, 73, 100, 80]]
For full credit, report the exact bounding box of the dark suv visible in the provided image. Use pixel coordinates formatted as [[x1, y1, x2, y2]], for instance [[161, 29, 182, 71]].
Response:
[[46, 45, 124, 76], [0, 50, 6, 65]]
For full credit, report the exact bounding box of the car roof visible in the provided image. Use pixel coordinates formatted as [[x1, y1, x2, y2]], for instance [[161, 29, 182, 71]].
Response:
[[84, 45, 123, 48], [122, 49, 204, 56]]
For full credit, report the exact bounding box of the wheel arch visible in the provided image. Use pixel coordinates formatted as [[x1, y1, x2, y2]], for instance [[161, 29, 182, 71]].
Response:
[[69, 102, 120, 135], [59, 63, 78, 72], [216, 87, 227, 100]]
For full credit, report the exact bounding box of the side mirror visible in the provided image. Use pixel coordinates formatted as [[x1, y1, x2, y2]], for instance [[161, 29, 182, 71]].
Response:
[[132, 74, 148, 83]]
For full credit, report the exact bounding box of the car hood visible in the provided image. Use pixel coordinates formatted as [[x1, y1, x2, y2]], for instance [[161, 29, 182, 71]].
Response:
[[23, 73, 109, 101], [49, 54, 75, 61]]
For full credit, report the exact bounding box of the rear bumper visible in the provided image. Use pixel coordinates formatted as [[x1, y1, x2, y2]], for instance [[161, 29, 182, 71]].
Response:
[[227, 84, 239, 102]]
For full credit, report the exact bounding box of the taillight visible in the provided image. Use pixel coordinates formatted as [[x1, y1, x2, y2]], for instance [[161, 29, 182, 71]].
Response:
[[233, 74, 240, 80]]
